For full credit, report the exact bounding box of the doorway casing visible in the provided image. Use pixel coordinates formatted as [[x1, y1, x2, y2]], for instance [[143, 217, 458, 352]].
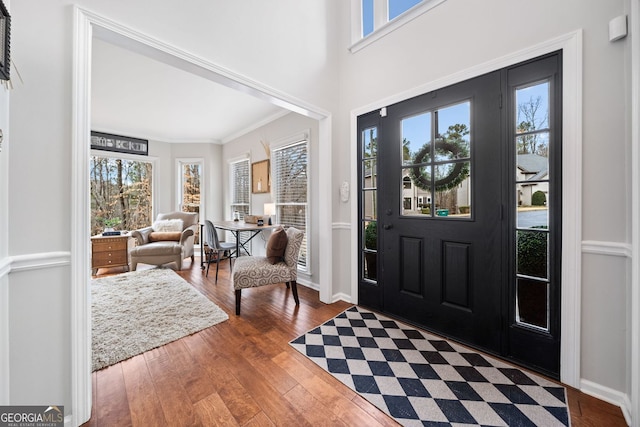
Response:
[[71, 7, 333, 425], [350, 30, 583, 389]]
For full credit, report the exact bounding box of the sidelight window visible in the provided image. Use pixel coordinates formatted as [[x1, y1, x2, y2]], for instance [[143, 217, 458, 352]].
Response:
[[514, 81, 552, 331], [361, 126, 378, 282]]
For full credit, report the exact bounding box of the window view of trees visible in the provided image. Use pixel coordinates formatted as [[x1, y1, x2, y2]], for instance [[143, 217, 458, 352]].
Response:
[[514, 81, 551, 331], [181, 164, 201, 214], [516, 94, 549, 156], [180, 163, 202, 245], [90, 156, 152, 236], [273, 141, 309, 270]]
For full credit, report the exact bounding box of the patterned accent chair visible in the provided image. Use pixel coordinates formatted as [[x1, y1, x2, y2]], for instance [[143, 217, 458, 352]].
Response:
[[231, 227, 304, 315], [130, 211, 199, 271]]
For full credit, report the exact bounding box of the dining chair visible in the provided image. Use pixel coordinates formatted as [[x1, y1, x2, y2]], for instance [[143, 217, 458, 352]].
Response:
[[204, 220, 236, 283]]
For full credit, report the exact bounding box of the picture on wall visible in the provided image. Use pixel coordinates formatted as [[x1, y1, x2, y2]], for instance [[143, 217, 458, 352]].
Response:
[[91, 131, 149, 156], [252, 160, 270, 193]]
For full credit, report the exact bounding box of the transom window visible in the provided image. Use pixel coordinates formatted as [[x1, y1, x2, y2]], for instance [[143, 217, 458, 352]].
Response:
[[362, 0, 423, 37], [351, 0, 447, 52]]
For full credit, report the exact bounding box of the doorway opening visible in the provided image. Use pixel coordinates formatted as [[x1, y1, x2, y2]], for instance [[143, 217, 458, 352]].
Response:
[[72, 7, 333, 424]]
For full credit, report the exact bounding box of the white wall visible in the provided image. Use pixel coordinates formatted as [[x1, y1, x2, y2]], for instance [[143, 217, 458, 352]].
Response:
[[335, 0, 631, 413], [3, 0, 635, 423], [6, 0, 338, 421], [0, 1, 10, 405], [222, 112, 320, 287]]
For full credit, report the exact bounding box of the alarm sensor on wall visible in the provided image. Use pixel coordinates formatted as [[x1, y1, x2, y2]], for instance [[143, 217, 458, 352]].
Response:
[[609, 15, 627, 42]]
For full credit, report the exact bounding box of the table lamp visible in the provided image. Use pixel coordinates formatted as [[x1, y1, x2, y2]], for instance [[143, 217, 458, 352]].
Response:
[[264, 203, 275, 225]]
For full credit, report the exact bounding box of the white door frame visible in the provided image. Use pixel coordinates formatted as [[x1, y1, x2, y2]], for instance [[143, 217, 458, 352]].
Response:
[[350, 30, 583, 388], [631, 0, 640, 424], [71, 7, 333, 425]]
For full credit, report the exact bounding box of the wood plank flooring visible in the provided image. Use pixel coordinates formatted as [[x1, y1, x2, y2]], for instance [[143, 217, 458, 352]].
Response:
[[83, 260, 628, 426]]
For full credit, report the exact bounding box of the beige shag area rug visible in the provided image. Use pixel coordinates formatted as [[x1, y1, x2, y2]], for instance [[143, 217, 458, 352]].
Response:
[[92, 268, 228, 371]]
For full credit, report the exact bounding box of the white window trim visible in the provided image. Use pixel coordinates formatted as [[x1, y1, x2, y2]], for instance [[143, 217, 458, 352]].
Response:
[[271, 130, 311, 274], [175, 157, 205, 219], [350, 0, 448, 53]]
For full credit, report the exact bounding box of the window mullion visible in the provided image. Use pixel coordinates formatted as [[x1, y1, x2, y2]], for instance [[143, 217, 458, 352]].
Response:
[[374, 0, 387, 31]]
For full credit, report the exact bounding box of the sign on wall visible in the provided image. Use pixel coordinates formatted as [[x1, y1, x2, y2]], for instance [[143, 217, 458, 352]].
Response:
[[91, 131, 148, 156]]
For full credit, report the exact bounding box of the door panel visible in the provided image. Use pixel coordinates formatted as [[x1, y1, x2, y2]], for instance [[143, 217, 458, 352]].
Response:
[[442, 241, 471, 309], [379, 71, 504, 354], [399, 236, 423, 295]]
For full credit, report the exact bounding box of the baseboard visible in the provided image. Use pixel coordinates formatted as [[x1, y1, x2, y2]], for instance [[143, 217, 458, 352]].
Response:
[[297, 280, 351, 304], [332, 292, 352, 304], [580, 379, 632, 425], [297, 277, 319, 292]]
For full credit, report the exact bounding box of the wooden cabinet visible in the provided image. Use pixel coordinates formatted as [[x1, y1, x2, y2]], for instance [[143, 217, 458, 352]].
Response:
[[91, 234, 133, 275]]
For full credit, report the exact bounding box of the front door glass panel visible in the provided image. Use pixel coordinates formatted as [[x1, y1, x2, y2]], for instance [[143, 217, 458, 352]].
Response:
[[401, 101, 471, 218]]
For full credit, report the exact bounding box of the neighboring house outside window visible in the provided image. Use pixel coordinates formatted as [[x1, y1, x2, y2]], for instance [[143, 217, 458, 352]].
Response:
[[272, 137, 309, 272]]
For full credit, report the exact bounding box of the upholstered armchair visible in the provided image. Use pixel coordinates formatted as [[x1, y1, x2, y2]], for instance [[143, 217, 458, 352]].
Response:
[[130, 211, 199, 271], [231, 227, 304, 315]]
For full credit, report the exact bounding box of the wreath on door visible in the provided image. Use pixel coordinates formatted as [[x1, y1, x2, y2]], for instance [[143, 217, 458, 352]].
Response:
[[408, 139, 470, 192]]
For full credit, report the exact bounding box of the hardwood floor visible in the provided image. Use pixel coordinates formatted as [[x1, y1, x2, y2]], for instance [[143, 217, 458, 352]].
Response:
[[84, 259, 628, 427]]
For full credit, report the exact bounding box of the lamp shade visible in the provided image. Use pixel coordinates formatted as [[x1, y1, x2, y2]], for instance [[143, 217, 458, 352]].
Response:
[[264, 203, 276, 216]]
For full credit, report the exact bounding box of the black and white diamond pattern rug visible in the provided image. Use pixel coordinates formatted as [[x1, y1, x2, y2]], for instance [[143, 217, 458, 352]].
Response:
[[290, 306, 569, 427]]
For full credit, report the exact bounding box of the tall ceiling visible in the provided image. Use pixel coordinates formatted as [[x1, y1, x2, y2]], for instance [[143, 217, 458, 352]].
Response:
[[91, 38, 288, 144]]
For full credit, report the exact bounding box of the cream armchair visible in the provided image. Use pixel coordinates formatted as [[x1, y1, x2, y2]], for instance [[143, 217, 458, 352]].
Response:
[[130, 211, 199, 271]]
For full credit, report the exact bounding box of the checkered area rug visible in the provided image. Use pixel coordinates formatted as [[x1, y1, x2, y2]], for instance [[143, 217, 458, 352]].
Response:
[[290, 306, 569, 427]]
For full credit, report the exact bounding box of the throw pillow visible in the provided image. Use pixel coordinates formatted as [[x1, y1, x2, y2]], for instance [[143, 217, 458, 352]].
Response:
[[152, 219, 184, 232], [266, 227, 288, 264], [148, 231, 182, 242]]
